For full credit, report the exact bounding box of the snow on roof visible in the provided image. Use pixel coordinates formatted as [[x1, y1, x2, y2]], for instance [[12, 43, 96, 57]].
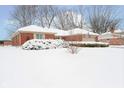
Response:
[[17, 25, 42, 32], [101, 29, 123, 35], [55, 28, 99, 36], [13, 25, 98, 38], [17, 25, 58, 33], [99, 32, 119, 40], [0, 39, 11, 41], [99, 34, 116, 40], [17, 25, 71, 35], [55, 31, 69, 36], [99, 29, 124, 40], [114, 29, 124, 34], [11, 25, 66, 38], [68, 28, 99, 36], [101, 32, 112, 35]]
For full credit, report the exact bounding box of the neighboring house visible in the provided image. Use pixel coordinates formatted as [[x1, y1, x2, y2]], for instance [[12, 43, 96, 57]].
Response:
[[11, 25, 99, 46], [98, 30, 124, 45], [0, 40, 12, 46]]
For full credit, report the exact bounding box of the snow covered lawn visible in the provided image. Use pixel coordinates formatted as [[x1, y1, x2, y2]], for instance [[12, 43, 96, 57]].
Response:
[[0, 46, 124, 88]]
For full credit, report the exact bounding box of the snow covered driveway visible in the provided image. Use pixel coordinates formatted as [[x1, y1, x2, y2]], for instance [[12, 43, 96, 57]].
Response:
[[0, 46, 124, 88]]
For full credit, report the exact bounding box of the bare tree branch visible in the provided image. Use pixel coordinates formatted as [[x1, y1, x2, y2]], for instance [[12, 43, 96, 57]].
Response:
[[37, 5, 57, 28], [88, 5, 121, 34]]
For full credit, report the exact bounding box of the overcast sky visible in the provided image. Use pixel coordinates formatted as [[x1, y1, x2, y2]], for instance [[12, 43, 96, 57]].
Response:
[[0, 5, 124, 40]]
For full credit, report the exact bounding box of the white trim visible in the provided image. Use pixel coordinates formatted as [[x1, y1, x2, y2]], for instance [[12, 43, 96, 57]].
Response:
[[43, 34, 45, 39], [33, 33, 36, 39]]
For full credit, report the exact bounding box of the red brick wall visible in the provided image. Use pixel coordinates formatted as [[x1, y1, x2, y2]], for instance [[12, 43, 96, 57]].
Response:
[[61, 34, 83, 41], [4, 41, 12, 46], [20, 33, 34, 45], [0, 41, 12, 46], [109, 38, 124, 45], [12, 34, 20, 46], [60, 34, 98, 41], [12, 33, 34, 46], [45, 33, 55, 39], [12, 33, 56, 46]]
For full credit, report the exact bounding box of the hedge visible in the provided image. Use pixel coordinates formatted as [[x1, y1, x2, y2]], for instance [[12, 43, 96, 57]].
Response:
[[69, 42, 109, 47]]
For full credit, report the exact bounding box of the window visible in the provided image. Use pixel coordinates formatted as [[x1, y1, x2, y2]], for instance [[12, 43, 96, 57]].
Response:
[[36, 34, 44, 39]]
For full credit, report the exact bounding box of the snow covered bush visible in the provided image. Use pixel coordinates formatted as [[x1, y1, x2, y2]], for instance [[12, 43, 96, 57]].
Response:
[[67, 41, 109, 54], [66, 41, 81, 54], [22, 39, 69, 50], [69, 41, 109, 47], [67, 45, 80, 54]]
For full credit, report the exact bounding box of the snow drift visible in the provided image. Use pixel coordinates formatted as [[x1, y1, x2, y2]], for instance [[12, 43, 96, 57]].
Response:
[[0, 46, 124, 88]]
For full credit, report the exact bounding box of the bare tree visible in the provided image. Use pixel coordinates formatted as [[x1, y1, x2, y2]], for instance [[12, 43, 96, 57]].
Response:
[[88, 5, 120, 34], [75, 5, 86, 29], [54, 7, 85, 30], [37, 5, 57, 28], [53, 9, 68, 30], [10, 5, 37, 29], [67, 45, 80, 54], [66, 30, 81, 54], [7, 5, 38, 37], [9, 5, 86, 34]]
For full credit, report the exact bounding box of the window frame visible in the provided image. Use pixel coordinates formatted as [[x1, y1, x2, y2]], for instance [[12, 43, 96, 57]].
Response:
[[36, 34, 44, 39]]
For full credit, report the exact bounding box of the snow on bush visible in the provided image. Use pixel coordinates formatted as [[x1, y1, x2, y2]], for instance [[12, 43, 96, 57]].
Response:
[[66, 41, 81, 54], [67, 45, 81, 54], [22, 39, 68, 50], [68, 41, 109, 47]]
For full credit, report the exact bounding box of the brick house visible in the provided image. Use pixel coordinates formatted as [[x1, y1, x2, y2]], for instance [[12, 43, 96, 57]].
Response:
[[11, 25, 99, 46], [0, 40, 12, 46], [11, 25, 57, 46], [98, 30, 124, 45], [3, 25, 124, 46]]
